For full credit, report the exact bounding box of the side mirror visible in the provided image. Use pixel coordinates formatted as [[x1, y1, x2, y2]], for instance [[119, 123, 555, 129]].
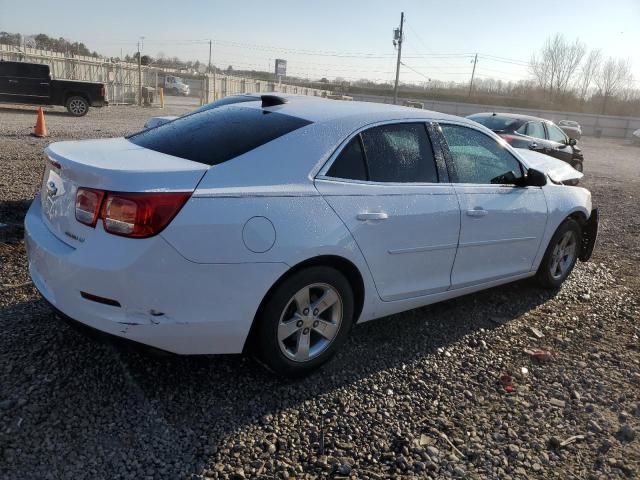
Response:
[[526, 168, 547, 187], [569, 138, 577, 146]]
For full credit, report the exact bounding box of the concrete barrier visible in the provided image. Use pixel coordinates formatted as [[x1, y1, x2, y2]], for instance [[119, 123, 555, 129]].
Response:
[[353, 94, 640, 139]]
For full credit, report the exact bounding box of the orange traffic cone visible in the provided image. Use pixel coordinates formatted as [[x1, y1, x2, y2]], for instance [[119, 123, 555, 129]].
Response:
[[32, 107, 48, 137]]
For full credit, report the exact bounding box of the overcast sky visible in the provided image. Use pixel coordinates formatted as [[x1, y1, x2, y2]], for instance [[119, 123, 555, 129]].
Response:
[[1, 0, 639, 85]]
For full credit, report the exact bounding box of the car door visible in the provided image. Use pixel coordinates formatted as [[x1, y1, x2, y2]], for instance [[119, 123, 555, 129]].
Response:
[[545, 122, 574, 163], [0, 62, 19, 101], [438, 123, 547, 288], [516, 121, 552, 155], [315, 122, 460, 301], [1, 63, 49, 104]]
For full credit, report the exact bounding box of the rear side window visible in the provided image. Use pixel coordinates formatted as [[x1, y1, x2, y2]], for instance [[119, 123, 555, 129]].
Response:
[[526, 121, 545, 139], [361, 123, 438, 183], [128, 106, 312, 166], [1, 63, 48, 78], [327, 136, 367, 181], [0, 62, 17, 75]]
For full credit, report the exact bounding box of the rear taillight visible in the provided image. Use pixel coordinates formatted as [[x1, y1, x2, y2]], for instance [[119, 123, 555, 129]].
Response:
[[76, 188, 105, 227], [75, 189, 191, 238]]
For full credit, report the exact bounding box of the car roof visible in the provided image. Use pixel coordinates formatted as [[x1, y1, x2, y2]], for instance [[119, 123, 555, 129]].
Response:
[[469, 111, 551, 123], [231, 93, 472, 126]]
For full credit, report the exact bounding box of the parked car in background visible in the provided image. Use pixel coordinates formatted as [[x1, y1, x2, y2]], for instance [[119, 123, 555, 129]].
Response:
[[26, 95, 597, 376], [403, 100, 424, 109], [558, 120, 582, 140], [327, 93, 353, 101], [467, 112, 584, 172], [0, 60, 107, 116], [162, 75, 190, 96]]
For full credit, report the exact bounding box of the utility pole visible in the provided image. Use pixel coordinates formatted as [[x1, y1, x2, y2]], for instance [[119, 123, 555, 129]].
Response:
[[393, 11, 404, 105], [137, 37, 144, 106], [468, 53, 478, 97], [208, 40, 212, 73]]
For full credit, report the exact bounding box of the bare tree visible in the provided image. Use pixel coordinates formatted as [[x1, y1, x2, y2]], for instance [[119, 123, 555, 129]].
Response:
[[577, 49, 602, 100], [595, 57, 633, 113], [530, 34, 586, 97]]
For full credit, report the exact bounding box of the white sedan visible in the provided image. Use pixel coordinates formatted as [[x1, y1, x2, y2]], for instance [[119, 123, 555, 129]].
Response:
[[25, 94, 598, 376]]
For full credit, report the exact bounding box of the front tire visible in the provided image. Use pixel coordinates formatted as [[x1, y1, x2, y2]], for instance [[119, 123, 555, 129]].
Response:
[[66, 96, 89, 116], [254, 266, 354, 377], [535, 219, 581, 289], [572, 161, 583, 173]]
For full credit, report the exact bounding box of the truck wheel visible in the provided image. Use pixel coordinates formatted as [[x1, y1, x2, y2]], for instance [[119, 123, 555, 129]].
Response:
[[170, 88, 179, 95], [66, 96, 89, 116]]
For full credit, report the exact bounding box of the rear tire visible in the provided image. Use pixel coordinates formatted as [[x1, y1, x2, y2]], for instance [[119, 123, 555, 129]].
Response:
[[254, 266, 354, 377], [66, 96, 89, 116], [535, 219, 581, 289]]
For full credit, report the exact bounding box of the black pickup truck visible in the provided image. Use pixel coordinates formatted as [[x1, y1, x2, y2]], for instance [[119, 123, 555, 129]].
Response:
[[0, 61, 107, 116]]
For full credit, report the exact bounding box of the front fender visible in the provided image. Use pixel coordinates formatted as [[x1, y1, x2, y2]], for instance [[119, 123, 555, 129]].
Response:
[[531, 185, 593, 270]]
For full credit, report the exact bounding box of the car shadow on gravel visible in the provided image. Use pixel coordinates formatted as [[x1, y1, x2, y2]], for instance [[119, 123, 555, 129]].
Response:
[[0, 279, 558, 476]]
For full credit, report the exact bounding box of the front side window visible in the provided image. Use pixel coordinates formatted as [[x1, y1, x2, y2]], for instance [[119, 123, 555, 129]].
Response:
[[547, 124, 567, 144], [441, 124, 524, 185], [360, 123, 438, 183]]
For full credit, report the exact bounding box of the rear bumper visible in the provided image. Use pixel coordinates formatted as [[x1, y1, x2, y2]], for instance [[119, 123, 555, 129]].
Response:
[[25, 199, 288, 354], [579, 208, 598, 261]]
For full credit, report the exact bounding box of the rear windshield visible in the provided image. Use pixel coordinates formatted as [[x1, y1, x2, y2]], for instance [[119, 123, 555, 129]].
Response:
[[128, 106, 312, 166], [468, 115, 523, 132], [190, 95, 258, 114]]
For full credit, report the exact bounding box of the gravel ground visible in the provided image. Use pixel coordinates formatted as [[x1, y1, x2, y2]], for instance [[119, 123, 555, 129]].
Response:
[[1, 104, 638, 479]]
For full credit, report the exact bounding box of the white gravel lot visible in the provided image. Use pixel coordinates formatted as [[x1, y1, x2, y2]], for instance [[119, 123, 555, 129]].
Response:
[[0, 104, 638, 479]]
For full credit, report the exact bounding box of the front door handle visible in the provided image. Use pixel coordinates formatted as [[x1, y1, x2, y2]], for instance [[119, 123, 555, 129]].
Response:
[[357, 211, 389, 221], [466, 208, 488, 217], [8, 79, 18, 84]]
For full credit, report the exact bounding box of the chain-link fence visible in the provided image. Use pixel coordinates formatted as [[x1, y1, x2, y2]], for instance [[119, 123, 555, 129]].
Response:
[[0, 44, 329, 105]]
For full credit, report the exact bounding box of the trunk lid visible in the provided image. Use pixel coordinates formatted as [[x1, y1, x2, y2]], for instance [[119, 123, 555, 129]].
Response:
[[41, 138, 208, 246]]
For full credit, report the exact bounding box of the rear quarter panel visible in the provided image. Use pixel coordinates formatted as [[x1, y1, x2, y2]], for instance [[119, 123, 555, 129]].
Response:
[[161, 192, 379, 322]]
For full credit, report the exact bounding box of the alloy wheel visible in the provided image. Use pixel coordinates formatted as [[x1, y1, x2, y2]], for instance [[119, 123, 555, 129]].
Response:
[[549, 230, 577, 280], [69, 99, 87, 115], [277, 283, 343, 363]]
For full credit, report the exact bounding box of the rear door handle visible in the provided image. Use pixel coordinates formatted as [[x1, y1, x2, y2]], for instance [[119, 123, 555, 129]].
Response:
[[466, 208, 488, 217], [357, 211, 389, 221]]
